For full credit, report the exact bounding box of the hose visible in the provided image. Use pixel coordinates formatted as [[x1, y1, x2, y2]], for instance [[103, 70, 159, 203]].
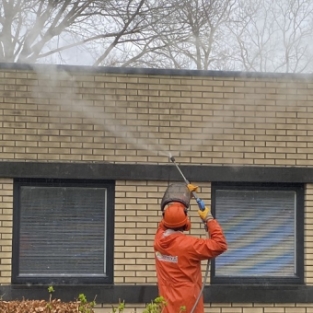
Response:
[[191, 221, 211, 313], [190, 259, 211, 313]]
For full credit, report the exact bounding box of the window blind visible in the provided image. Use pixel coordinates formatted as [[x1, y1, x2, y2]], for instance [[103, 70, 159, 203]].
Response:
[[19, 186, 107, 277], [215, 189, 296, 277]]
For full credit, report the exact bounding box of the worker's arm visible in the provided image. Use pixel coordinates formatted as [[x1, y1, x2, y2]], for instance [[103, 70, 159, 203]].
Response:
[[186, 193, 227, 260], [206, 218, 227, 255], [187, 218, 227, 260]]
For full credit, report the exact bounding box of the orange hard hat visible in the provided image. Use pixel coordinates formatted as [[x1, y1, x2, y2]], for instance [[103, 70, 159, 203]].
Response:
[[163, 202, 191, 230]]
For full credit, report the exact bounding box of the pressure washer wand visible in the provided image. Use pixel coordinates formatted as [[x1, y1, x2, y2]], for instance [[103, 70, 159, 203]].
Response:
[[169, 155, 200, 202], [169, 154, 210, 313]]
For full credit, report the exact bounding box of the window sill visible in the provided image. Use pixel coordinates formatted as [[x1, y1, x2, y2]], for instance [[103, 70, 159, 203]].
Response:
[[1, 284, 312, 303]]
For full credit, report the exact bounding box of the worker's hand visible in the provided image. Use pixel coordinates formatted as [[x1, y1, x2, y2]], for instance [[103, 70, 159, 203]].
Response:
[[187, 184, 199, 193], [198, 206, 213, 222]]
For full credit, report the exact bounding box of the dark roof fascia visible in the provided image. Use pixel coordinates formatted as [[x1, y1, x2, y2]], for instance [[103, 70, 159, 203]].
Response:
[[1, 62, 313, 80], [1, 161, 313, 183]]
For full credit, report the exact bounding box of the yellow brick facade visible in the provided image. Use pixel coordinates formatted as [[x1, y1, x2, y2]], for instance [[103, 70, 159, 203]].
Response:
[[0, 178, 13, 285], [93, 302, 313, 313], [1, 68, 313, 166], [1, 65, 313, 311]]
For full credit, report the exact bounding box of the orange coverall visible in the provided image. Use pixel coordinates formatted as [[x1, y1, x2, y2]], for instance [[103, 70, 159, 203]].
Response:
[[154, 219, 227, 313]]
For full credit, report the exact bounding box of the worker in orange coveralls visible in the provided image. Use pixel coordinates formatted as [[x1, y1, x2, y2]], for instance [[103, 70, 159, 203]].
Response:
[[154, 183, 227, 313]]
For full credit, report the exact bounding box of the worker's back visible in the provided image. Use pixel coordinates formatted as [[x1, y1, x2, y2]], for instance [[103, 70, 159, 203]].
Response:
[[154, 219, 227, 313], [154, 228, 203, 313]]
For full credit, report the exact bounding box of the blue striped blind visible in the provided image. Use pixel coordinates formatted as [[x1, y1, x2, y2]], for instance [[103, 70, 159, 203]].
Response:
[[215, 189, 296, 277]]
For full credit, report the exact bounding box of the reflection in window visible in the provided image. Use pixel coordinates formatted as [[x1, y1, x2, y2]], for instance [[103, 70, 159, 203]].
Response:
[[212, 183, 303, 285]]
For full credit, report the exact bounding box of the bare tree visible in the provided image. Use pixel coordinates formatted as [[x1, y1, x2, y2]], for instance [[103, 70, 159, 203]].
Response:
[[89, 0, 178, 67], [228, 0, 313, 73], [123, 0, 313, 72], [0, 0, 171, 65], [124, 0, 237, 70], [0, 0, 238, 69], [1, 0, 313, 72], [0, 0, 97, 62]]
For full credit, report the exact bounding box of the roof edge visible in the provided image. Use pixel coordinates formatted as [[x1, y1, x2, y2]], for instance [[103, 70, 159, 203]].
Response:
[[1, 62, 313, 80]]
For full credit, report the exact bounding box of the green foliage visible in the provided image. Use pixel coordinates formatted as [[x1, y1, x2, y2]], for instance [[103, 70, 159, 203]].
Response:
[[111, 299, 125, 312], [142, 296, 167, 313], [46, 286, 55, 312], [48, 286, 55, 302], [78, 293, 87, 304], [77, 293, 96, 313], [48, 286, 55, 294], [43, 288, 182, 313], [45, 288, 96, 313], [108, 296, 188, 313]]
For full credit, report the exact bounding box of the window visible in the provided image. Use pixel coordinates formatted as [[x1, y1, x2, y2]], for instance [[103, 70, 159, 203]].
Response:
[[211, 183, 304, 285], [12, 179, 115, 285]]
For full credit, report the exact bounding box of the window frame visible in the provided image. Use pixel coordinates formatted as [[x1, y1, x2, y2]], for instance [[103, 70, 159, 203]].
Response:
[[211, 182, 304, 285], [12, 178, 115, 285]]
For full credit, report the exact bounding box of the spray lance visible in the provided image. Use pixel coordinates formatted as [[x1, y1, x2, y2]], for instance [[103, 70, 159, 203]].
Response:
[[169, 155, 207, 215], [169, 154, 210, 313]]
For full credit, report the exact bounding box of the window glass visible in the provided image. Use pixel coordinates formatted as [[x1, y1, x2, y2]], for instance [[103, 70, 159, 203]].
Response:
[[13, 180, 114, 284], [212, 184, 304, 284]]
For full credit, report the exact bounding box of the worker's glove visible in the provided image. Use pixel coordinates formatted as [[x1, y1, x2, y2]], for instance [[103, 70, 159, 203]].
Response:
[[187, 184, 199, 193], [198, 206, 213, 222], [196, 198, 206, 211]]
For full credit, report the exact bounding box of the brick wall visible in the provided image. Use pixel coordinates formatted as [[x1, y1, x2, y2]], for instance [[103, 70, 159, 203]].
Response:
[[1, 67, 313, 166], [114, 180, 210, 285], [95, 302, 313, 313], [0, 178, 13, 285], [1, 65, 313, 311]]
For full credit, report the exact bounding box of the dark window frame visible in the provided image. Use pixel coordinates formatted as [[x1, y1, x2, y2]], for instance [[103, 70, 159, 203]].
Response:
[[12, 178, 115, 285], [211, 182, 304, 285]]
